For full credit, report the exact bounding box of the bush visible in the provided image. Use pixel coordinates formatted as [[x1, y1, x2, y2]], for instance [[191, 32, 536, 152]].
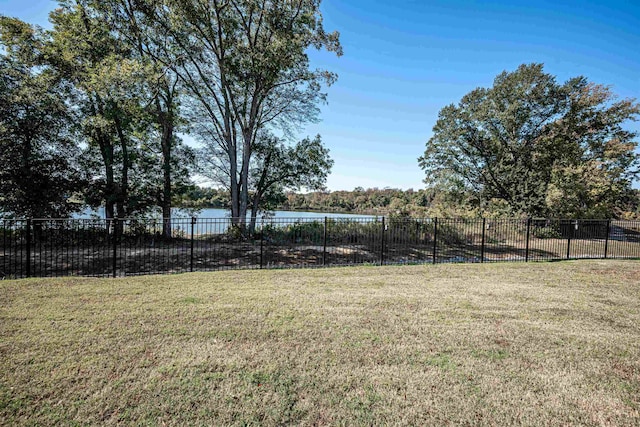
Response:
[[533, 225, 561, 239], [437, 223, 467, 245], [262, 221, 325, 245]]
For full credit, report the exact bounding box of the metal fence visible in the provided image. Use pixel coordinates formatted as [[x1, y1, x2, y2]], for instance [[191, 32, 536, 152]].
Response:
[[1, 217, 639, 279]]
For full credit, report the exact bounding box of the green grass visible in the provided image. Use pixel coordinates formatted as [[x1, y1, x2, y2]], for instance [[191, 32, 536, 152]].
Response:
[[1, 260, 640, 426]]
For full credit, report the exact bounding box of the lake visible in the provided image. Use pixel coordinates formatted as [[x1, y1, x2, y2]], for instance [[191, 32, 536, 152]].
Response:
[[78, 207, 376, 220], [74, 207, 377, 235]]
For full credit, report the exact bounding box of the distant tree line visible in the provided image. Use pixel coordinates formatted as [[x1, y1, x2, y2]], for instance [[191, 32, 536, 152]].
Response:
[[276, 187, 640, 218], [180, 186, 434, 215], [178, 187, 230, 210], [280, 187, 432, 216]]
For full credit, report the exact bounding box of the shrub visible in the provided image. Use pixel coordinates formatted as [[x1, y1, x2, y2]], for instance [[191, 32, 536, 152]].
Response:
[[533, 225, 561, 239]]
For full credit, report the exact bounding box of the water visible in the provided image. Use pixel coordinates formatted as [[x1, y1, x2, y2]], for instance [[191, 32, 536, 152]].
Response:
[[74, 207, 376, 235], [77, 207, 375, 220]]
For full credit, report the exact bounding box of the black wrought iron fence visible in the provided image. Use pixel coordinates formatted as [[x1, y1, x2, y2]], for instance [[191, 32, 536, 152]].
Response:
[[1, 217, 638, 279]]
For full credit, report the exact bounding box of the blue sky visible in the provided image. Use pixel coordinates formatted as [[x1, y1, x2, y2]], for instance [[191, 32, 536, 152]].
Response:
[[2, 0, 639, 191]]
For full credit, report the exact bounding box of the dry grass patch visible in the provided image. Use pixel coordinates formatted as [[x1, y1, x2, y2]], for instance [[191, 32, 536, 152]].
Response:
[[1, 260, 640, 426]]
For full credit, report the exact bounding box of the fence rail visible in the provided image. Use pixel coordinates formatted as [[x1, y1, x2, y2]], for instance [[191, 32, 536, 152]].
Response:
[[1, 217, 639, 279]]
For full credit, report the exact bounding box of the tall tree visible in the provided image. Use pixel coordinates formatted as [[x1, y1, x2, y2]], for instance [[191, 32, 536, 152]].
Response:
[[84, 0, 191, 236], [0, 16, 84, 218], [419, 63, 640, 218], [47, 1, 159, 221], [132, 0, 341, 228]]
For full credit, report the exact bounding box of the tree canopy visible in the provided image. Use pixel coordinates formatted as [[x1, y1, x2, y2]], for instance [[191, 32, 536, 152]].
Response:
[[129, 0, 341, 227], [0, 16, 84, 218], [1, 0, 339, 226], [419, 63, 640, 218]]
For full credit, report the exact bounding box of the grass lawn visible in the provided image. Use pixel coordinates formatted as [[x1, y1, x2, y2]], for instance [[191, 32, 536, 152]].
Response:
[[1, 261, 639, 426]]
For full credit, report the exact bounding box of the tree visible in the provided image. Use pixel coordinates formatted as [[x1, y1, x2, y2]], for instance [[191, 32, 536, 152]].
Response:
[[46, 1, 144, 221], [0, 16, 84, 218], [83, 0, 191, 236], [132, 0, 342, 228], [419, 63, 640, 218], [198, 131, 333, 230], [47, 0, 191, 225], [247, 133, 332, 231]]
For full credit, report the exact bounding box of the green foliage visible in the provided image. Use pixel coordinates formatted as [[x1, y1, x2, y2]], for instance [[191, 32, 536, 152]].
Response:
[[84, 0, 195, 236], [279, 187, 433, 216], [259, 218, 383, 246], [532, 225, 561, 239], [436, 223, 469, 245], [0, 17, 85, 218], [419, 63, 640, 219], [0, 1, 194, 223], [328, 219, 382, 241], [177, 186, 230, 209], [46, 2, 158, 218], [261, 221, 324, 245], [247, 133, 334, 229], [256, 216, 467, 249], [138, 0, 342, 224], [0, 2, 195, 223]]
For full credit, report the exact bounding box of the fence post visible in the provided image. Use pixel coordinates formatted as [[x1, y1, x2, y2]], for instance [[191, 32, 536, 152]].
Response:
[[190, 217, 196, 272], [112, 219, 118, 278], [480, 218, 486, 263], [525, 217, 531, 262], [259, 222, 264, 269], [322, 216, 327, 266], [25, 219, 32, 278], [604, 219, 611, 259], [380, 217, 385, 266], [566, 221, 572, 260], [432, 217, 438, 265]]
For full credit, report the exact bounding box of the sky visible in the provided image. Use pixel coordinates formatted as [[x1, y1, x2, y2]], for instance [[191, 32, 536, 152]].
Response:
[[1, 0, 639, 191]]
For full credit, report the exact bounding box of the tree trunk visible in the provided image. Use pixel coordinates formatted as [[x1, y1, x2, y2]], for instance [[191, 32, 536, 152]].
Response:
[[238, 130, 253, 230], [249, 151, 272, 235], [91, 96, 115, 228], [157, 91, 174, 239], [229, 144, 240, 224], [20, 135, 33, 217], [249, 193, 261, 234], [114, 115, 129, 221], [103, 142, 116, 234]]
